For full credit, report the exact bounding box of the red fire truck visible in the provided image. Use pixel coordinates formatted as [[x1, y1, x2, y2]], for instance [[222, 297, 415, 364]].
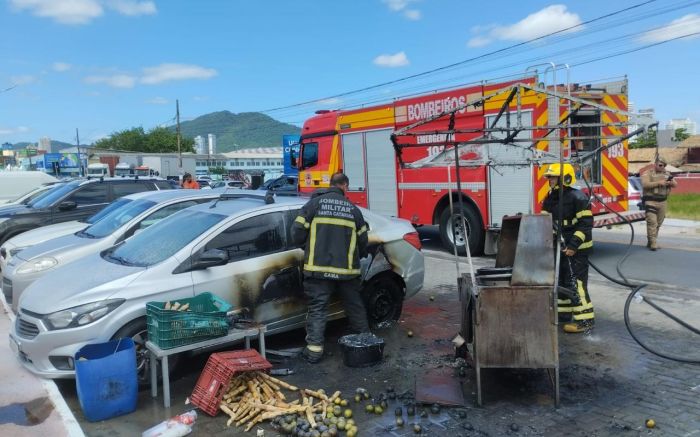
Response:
[[297, 76, 646, 254]]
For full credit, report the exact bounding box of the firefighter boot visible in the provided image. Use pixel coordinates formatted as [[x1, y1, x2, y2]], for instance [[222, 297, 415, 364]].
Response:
[[563, 320, 594, 334], [301, 345, 324, 364]]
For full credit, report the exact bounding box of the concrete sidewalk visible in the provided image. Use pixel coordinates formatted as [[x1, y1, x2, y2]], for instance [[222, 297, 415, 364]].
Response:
[[0, 296, 84, 437]]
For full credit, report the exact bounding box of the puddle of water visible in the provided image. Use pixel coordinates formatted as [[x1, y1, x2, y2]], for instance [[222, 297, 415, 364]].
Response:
[[0, 397, 54, 426]]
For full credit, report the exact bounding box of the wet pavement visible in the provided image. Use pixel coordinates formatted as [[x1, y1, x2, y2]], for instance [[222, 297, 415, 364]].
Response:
[[54, 250, 700, 436]]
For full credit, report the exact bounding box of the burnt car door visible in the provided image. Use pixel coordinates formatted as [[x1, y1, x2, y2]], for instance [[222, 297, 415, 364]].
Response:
[[189, 209, 307, 333]]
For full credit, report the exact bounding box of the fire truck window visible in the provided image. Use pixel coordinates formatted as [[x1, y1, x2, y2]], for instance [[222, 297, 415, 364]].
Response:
[[301, 142, 318, 169], [570, 113, 602, 184]]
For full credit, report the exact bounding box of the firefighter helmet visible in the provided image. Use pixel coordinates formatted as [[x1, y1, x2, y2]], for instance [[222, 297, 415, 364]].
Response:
[[543, 163, 576, 187]]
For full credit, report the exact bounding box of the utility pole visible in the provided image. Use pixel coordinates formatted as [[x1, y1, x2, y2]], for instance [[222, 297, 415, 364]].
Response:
[[76, 128, 82, 176], [176, 99, 182, 171]]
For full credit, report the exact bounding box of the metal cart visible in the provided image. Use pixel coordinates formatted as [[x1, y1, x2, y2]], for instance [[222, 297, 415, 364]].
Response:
[[460, 214, 559, 407]]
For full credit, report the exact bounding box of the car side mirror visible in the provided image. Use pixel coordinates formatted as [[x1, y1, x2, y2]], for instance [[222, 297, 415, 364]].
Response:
[[191, 249, 228, 270], [58, 200, 77, 211]]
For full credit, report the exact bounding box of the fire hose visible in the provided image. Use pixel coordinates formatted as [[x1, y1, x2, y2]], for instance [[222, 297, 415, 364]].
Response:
[[577, 165, 700, 364]]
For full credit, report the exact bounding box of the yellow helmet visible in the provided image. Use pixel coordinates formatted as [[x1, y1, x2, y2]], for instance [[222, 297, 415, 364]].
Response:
[[543, 163, 576, 187]]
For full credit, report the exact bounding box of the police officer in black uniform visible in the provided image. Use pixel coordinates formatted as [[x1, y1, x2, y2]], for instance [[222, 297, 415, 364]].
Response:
[[291, 172, 371, 363], [542, 163, 595, 333]]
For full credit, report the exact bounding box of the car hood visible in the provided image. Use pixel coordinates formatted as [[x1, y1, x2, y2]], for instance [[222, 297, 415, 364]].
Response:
[[4, 221, 87, 250], [19, 253, 146, 314], [16, 233, 98, 262]]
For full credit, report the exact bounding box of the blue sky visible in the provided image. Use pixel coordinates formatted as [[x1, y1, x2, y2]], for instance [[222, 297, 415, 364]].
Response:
[[2, 0, 699, 145]]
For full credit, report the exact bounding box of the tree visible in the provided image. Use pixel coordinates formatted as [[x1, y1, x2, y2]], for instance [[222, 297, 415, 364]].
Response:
[[94, 126, 195, 153], [209, 166, 226, 175], [629, 129, 657, 149], [672, 128, 690, 142]]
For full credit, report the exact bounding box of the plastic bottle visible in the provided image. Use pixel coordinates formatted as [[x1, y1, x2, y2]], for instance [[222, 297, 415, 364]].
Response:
[[142, 410, 198, 437]]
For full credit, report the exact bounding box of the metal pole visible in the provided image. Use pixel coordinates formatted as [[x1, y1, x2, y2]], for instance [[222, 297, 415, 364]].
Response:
[[176, 99, 182, 171]]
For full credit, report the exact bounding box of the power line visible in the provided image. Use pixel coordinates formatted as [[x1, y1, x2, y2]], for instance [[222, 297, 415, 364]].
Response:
[[258, 0, 660, 113]]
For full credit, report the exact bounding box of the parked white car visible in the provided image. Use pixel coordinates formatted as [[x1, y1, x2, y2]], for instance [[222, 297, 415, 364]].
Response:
[[10, 192, 424, 380], [4, 189, 223, 311]]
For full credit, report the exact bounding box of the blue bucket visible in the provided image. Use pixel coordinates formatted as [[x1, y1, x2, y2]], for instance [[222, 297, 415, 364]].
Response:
[[75, 338, 138, 422]]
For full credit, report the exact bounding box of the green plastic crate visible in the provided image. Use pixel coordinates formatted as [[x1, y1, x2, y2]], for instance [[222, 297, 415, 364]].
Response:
[[146, 292, 233, 349]]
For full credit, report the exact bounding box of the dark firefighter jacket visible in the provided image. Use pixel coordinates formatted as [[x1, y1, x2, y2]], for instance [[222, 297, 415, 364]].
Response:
[[291, 187, 368, 280], [542, 186, 593, 252]]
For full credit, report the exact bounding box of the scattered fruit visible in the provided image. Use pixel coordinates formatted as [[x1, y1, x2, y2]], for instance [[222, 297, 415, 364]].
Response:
[[413, 423, 422, 434], [354, 394, 362, 403], [395, 407, 403, 417], [430, 403, 441, 414], [407, 330, 414, 337], [340, 399, 348, 407], [396, 417, 405, 427], [406, 405, 415, 416], [646, 419, 656, 429], [429, 295, 435, 301], [374, 405, 384, 415], [380, 400, 388, 410], [333, 405, 342, 416], [334, 397, 342, 405], [420, 409, 428, 418], [365, 404, 374, 413], [510, 423, 520, 432], [344, 409, 353, 419]]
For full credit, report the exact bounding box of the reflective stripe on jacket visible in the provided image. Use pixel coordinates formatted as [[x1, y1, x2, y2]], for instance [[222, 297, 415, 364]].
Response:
[[542, 186, 593, 252], [291, 187, 368, 280]]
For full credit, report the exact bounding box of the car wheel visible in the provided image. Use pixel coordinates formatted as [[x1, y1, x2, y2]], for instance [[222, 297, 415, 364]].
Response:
[[438, 203, 484, 256], [363, 275, 404, 328], [111, 318, 179, 387]]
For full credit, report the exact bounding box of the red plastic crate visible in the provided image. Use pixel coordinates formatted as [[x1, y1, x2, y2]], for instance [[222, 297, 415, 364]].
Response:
[[190, 350, 272, 416]]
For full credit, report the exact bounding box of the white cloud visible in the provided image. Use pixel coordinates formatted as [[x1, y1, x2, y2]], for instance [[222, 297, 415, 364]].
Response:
[[639, 14, 700, 43], [140, 63, 218, 85], [373, 52, 410, 68], [10, 0, 103, 25], [192, 96, 209, 102], [84, 74, 136, 88], [0, 126, 30, 136], [318, 98, 342, 106], [146, 96, 169, 105], [382, 0, 421, 20], [11, 75, 37, 85], [468, 5, 582, 47], [83, 63, 217, 88], [106, 0, 156, 16], [52, 62, 72, 72], [404, 9, 421, 21], [10, 0, 156, 24]]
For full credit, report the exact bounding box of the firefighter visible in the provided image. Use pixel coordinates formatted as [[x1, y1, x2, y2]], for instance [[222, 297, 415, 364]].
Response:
[[641, 157, 677, 251], [542, 163, 595, 333], [291, 172, 371, 363]]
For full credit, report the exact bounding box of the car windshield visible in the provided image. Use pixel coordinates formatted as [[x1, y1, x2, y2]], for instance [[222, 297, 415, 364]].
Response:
[[105, 209, 226, 267], [84, 198, 132, 224], [28, 181, 81, 209], [80, 199, 156, 239]]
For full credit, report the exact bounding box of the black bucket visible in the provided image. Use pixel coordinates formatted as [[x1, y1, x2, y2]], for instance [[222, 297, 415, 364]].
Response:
[[338, 333, 385, 367]]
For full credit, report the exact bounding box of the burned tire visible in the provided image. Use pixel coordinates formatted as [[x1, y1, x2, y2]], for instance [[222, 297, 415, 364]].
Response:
[[438, 203, 484, 256], [363, 275, 404, 328], [112, 318, 179, 387]]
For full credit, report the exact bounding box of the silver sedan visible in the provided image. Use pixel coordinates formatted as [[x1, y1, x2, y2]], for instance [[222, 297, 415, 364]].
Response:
[[10, 193, 424, 379]]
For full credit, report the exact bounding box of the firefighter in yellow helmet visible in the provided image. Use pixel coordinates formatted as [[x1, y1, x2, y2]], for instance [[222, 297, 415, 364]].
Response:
[[542, 163, 595, 333]]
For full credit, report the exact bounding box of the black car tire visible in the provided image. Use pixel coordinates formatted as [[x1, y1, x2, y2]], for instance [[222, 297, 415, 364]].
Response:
[[438, 203, 484, 256], [111, 318, 179, 387], [362, 275, 404, 328]]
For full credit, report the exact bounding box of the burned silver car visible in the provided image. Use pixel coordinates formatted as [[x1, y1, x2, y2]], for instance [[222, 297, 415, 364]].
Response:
[[10, 192, 424, 379]]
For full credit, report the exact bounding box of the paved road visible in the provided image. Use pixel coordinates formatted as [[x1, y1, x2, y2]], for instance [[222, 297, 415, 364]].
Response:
[[418, 225, 700, 290]]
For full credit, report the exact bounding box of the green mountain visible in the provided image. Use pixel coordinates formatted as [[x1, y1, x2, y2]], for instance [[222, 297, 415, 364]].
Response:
[[12, 140, 75, 150], [174, 111, 301, 152]]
